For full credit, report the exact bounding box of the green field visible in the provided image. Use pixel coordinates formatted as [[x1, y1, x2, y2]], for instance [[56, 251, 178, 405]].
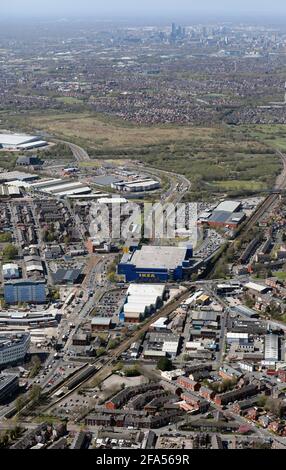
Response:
[[55, 96, 85, 105], [241, 125, 286, 152], [274, 271, 286, 281]]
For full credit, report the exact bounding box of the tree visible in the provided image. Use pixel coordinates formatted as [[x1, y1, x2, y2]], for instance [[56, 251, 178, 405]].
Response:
[[2, 244, 18, 260], [29, 384, 41, 403], [15, 396, 26, 413], [156, 357, 172, 371], [123, 366, 140, 377], [96, 348, 106, 358], [29, 355, 41, 378], [0, 232, 12, 243], [108, 339, 120, 350]]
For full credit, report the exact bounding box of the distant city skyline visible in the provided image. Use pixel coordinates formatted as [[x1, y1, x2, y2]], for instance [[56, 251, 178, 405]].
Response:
[[1, 0, 286, 19]]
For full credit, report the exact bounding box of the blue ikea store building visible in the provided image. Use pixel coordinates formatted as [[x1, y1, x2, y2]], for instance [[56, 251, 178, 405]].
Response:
[[118, 245, 193, 283]]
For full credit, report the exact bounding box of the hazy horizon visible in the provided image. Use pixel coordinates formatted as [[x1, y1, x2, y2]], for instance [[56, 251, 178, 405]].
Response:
[[1, 0, 286, 20]]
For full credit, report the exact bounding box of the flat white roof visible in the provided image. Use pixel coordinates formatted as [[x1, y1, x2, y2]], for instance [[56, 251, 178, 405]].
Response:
[[3, 263, 19, 270], [0, 133, 41, 146], [244, 282, 268, 293], [127, 284, 165, 297], [227, 332, 249, 339], [55, 187, 91, 196], [31, 179, 62, 188], [97, 197, 127, 204], [215, 200, 241, 213], [162, 341, 179, 353], [0, 171, 38, 182], [124, 304, 147, 313], [17, 140, 47, 149], [26, 264, 43, 272], [150, 317, 168, 328], [131, 245, 187, 270]]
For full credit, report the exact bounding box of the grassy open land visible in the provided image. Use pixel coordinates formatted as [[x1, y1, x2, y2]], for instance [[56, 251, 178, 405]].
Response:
[[1, 112, 282, 199], [55, 96, 85, 105], [274, 272, 286, 281], [212, 180, 267, 192], [241, 124, 286, 152], [0, 153, 18, 170], [18, 112, 217, 148]]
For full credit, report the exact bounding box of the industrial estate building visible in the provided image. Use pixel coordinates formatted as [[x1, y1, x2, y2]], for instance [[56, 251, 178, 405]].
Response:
[[111, 178, 160, 193], [30, 178, 92, 198], [118, 245, 193, 282], [0, 333, 30, 368], [0, 133, 47, 150], [198, 200, 246, 229], [0, 171, 39, 184], [4, 280, 47, 304]]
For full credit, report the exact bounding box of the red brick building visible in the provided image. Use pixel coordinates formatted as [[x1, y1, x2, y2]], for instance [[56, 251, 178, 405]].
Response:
[[176, 376, 201, 392]]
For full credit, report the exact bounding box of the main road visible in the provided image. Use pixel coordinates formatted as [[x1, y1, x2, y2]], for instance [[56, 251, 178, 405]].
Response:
[[54, 139, 91, 162]]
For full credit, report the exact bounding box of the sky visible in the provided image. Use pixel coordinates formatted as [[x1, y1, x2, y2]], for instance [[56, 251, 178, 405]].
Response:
[[1, 0, 286, 19]]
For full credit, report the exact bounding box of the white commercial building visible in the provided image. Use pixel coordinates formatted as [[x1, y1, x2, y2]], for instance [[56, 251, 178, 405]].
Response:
[[161, 369, 184, 381], [0, 333, 30, 367], [150, 317, 168, 331], [2, 263, 20, 280], [264, 334, 279, 364], [162, 340, 179, 358], [226, 332, 249, 344]]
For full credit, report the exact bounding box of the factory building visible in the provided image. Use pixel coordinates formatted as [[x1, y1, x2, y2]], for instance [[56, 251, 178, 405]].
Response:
[[0, 133, 47, 150], [4, 280, 46, 304], [0, 333, 30, 368], [118, 245, 193, 282]]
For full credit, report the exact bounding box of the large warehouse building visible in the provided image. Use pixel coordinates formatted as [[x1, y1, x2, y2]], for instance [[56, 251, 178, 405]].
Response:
[[118, 245, 193, 282], [122, 284, 166, 323], [0, 133, 47, 150]]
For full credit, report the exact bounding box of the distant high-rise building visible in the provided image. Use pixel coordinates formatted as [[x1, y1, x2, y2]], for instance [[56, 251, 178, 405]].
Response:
[[170, 22, 185, 41]]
